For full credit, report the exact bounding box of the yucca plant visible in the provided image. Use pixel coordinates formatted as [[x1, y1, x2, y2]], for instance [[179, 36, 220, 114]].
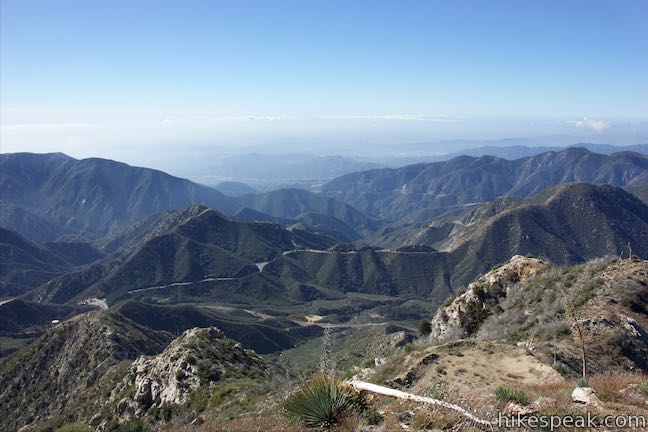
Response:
[[577, 377, 590, 388], [116, 420, 149, 432], [494, 385, 530, 405], [56, 424, 92, 432], [284, 374, 366, 428], [638, 381, 648, 397]]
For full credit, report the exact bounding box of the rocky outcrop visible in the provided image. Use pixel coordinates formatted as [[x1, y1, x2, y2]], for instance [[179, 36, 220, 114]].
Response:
[[431, 256, 548, 340], [0, 311, 171, 431], [113, 327, 268, 419], [432, 255, 648, 374]]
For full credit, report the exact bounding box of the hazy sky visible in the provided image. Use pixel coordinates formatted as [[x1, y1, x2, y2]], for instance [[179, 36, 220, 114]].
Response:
[[1, 0, 647, 161]]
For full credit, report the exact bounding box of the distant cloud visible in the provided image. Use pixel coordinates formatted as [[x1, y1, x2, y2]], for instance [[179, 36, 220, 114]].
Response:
[[330, 114, 459, 122], [161, 116, 181, 124], [570, 117, 612, 133], [207, 115, 283, 123]]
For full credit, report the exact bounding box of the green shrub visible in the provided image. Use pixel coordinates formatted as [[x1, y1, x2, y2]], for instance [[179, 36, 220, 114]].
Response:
[[442, 296, 455, 308], [284, 374, 366, 428], [418, 319, 432, 337], [56, 424, 92, 432], [462, 301, 488, 335], [637, 381, 648, 397], [115, 420, 150, 432], [577, 377, 589, 388], [553, 362, 569, 376], [494, 385, 530, 405]]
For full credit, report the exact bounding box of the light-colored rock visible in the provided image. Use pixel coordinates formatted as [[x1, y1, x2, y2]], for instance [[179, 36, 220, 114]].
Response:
[[431, 256, 548, 340], [111, 326, 268, 418], [571, 387, 600, 405]]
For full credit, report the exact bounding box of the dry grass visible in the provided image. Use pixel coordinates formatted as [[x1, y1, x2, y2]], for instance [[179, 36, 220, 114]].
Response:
[[589, 373, 648, 403], [412, 407, 465, 430], [525, 373, 648, 402], [165, 368, 647, 432], [170, 409, 365, 432], [171, 413, 304, 432]]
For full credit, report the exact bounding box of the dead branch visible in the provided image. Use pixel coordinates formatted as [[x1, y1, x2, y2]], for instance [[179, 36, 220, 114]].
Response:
[[346, 379, 493, 429]]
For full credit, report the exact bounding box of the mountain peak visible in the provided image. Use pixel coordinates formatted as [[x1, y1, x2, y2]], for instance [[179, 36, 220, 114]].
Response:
[[0, 310, 171, 429], [0, 153, 240, 240], [559, 146, 592, 155], [110, 326, 269, 419]]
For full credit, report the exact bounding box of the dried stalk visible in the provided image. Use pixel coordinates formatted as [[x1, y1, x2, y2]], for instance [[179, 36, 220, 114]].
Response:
[[559, 287, 587, 380], [346, 379, 493, 429]]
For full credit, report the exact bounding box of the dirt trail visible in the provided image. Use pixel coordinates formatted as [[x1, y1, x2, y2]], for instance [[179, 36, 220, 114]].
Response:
[[294, 320, 388, 329], [390, 341, 563, 396]]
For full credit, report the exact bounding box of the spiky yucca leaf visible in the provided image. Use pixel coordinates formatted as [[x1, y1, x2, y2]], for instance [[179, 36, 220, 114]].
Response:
[[638, 381, 648, 397], [116, 420, 150, 432], [284, 374, 365, 428], [494, 385, 530, 405]]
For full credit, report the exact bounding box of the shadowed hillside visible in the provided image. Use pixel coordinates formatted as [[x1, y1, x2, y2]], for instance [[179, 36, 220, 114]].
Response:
[[447, 184, 648, 287], [236, 188, 380, 236], [0, 153, 241, 240], [0, 228, 105, 297]]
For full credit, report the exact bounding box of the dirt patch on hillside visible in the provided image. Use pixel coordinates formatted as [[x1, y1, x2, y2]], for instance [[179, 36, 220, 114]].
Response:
[[388, 340, 563, 397]]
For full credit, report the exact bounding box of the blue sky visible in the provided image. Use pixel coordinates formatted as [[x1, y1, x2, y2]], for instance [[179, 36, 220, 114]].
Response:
[[1, 0, 647, 161]]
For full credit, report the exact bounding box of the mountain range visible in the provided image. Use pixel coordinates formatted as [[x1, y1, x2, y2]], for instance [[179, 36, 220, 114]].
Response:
[[428, 142, 648, 162], [6, 183, 644, 311], [322, 147, 648, 222], [1, 146, 648, 431], [3, 148, 646, 245], [0, 152, 241, 240], [0, 148, 646, 305]]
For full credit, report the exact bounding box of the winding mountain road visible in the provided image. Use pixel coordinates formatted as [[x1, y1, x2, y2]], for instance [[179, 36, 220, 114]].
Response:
[[126, 247, 437, 295], [127, 277, 236, 294]]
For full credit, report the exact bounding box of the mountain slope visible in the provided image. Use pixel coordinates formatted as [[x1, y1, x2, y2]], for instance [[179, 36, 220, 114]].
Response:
[[0, 299, 91, 335], [0, 228, 105, 297], [0, 201, 72, 242], [29, 184, 648, 306], [437, 142, 648, 161], [294, 183, 648, 297], [236, 188, 379, 235], [213, 181, 259, 196], [109, 326, 270, 423], [322, 148, 648, 221], [0, 311, 172, 430], [28, 205, 327, 305], [272, 245, 452, 301], [0, 152, 240, 240], [233, 207, 362, 243], [432, 255, 648, 373], [447, 184, 648, 287], [114, 300, 321, 354]]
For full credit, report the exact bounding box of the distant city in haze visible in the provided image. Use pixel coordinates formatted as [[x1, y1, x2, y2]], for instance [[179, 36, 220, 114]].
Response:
[[1, 0, 647, 179]]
